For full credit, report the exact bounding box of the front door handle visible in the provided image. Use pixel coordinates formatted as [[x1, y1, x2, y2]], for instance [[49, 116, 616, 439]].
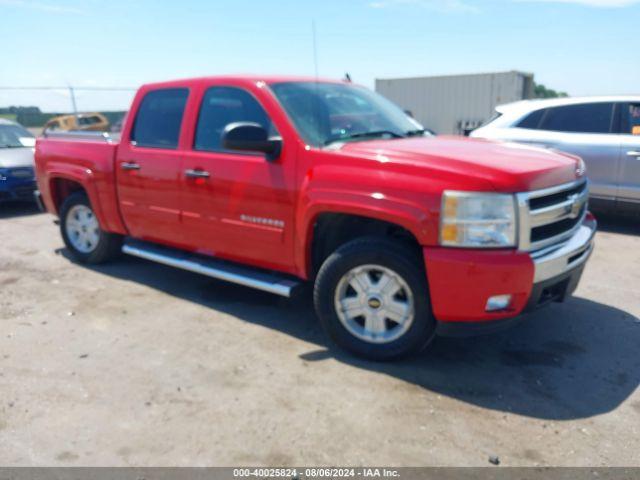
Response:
[[185, 169, 210, 179], [627, 151, 640, 158], [121, 162, 141, 170]]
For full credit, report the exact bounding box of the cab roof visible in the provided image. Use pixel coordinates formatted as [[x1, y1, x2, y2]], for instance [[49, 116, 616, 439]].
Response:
[[139, 75, 350, 90]]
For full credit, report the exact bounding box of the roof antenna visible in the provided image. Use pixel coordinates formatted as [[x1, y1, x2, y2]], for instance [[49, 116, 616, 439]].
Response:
[[312, 20, 319, 79], [344, 73, 352, 83], [311, 20, 322, 149]]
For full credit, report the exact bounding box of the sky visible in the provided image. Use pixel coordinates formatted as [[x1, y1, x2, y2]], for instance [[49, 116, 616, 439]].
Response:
[[0, 0, 638, 112]]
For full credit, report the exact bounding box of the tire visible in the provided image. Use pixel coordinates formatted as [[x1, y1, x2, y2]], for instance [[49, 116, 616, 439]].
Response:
[[314, 236, 436, 361], [59, 191, 122, 264]]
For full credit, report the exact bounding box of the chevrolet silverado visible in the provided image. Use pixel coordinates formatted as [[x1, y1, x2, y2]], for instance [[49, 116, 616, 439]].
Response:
[[34, 76, 596, 360]]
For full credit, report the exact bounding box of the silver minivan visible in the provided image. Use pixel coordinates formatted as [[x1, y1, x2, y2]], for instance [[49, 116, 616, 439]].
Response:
[[471, 96, 640, 214]]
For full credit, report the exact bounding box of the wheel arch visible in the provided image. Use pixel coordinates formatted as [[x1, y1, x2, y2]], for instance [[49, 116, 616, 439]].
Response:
[[301, 209, 425, 280], [49, 176, 87, 214], [47, 172, 111, 232]]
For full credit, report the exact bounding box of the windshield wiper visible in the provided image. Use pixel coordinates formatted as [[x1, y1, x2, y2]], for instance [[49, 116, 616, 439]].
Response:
[[405, 128, 426, 136], [324, 130, 405, 145]]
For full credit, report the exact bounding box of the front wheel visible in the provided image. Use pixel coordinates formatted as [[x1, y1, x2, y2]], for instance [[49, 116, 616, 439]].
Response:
[[314, 237, 436, 361], [60, 192, 122, 264]]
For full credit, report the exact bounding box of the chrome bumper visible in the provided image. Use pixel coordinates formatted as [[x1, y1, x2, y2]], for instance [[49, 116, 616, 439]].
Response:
[[531, 217, 596, 284]]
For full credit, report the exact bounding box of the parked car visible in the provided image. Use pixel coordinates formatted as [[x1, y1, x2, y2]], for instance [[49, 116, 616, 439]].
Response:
[[35, 76, 596, 360], [0, 119, 37, 202], [471, 96, 640, 214], [42, 112, 109, 134]]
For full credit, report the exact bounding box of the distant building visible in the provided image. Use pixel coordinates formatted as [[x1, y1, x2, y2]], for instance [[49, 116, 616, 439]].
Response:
[[375, 71, 535, 135]]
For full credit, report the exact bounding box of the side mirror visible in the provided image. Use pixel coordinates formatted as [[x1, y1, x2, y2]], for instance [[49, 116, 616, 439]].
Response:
[[222, 122, 282, 161]]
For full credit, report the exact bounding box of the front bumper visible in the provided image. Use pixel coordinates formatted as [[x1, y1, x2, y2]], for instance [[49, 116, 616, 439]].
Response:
[[0, 169, 37, 202], [424, 215, 597, 336], [524, 217, 595, 310], [0, 181, 37, 202]]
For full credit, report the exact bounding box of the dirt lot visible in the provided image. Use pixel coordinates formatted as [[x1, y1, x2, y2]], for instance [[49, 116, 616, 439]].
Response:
[[1, 202, 639, 467]]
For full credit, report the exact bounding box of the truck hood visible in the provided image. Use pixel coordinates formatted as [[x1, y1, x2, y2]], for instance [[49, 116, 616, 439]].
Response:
[[0, 147, 35, 169], [337, 136, 582, 192]]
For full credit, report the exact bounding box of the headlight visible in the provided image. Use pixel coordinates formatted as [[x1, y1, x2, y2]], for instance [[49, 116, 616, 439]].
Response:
[[440, 191, 517, 248]]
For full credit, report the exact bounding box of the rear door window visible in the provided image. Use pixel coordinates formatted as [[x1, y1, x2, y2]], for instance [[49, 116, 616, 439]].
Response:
[[538, 103, 615, 134], [131, 88, 189, 149]]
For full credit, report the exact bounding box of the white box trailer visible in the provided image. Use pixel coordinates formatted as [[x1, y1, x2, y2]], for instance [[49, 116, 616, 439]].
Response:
[[375, 71, 534, 135]]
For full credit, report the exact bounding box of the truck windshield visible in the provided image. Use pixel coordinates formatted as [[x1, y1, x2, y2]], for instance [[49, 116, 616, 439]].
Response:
[[270, 82, 425, 147], [0, 124, 35, 148]]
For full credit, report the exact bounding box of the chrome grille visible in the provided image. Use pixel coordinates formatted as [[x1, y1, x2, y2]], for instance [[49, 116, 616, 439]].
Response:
[[517, 179, 588, 252]]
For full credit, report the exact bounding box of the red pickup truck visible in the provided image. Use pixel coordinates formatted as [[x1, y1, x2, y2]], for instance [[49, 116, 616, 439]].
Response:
[[34, 75, 596, 360]]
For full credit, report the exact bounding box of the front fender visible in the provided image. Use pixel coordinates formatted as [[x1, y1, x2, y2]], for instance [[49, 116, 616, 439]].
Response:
[[294, 187, 437, 278]]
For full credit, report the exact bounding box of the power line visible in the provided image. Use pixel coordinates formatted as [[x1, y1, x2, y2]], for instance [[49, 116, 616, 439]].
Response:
[[0, 86, 136, 91], [0, 86, 136, 115]]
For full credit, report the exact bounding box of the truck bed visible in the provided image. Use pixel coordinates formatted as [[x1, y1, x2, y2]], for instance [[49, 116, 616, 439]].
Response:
[[35, 131, 126, 234]]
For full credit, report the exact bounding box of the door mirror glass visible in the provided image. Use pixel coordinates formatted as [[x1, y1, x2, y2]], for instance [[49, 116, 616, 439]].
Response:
[[222, 122, 282, 161]]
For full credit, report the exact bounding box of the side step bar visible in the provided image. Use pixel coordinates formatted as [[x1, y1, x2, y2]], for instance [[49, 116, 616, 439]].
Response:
[[122, 239, 301, 298]]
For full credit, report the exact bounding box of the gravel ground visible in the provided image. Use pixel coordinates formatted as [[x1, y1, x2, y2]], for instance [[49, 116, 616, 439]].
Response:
[[1, 202, 639, 466]]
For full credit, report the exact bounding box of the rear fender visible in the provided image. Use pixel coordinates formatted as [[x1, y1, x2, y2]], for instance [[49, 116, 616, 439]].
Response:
[[46, 166, 115, 233]]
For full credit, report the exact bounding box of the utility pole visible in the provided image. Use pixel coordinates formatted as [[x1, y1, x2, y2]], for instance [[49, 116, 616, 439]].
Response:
[[68, 85, 78, 116]]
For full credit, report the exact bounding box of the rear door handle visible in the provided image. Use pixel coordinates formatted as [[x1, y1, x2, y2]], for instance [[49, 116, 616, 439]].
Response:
[[185, 169, 210, 179], [627, 151, 640, 158], [121, 162, 141, 170]]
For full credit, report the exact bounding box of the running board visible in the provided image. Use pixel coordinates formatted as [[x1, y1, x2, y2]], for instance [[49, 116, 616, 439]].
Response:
[[122, 239, 301, 297]]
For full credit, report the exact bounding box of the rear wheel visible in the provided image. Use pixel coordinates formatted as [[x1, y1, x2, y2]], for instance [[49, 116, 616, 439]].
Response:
[[314, 237, 436, 360], [60, 192, 122, 264]]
